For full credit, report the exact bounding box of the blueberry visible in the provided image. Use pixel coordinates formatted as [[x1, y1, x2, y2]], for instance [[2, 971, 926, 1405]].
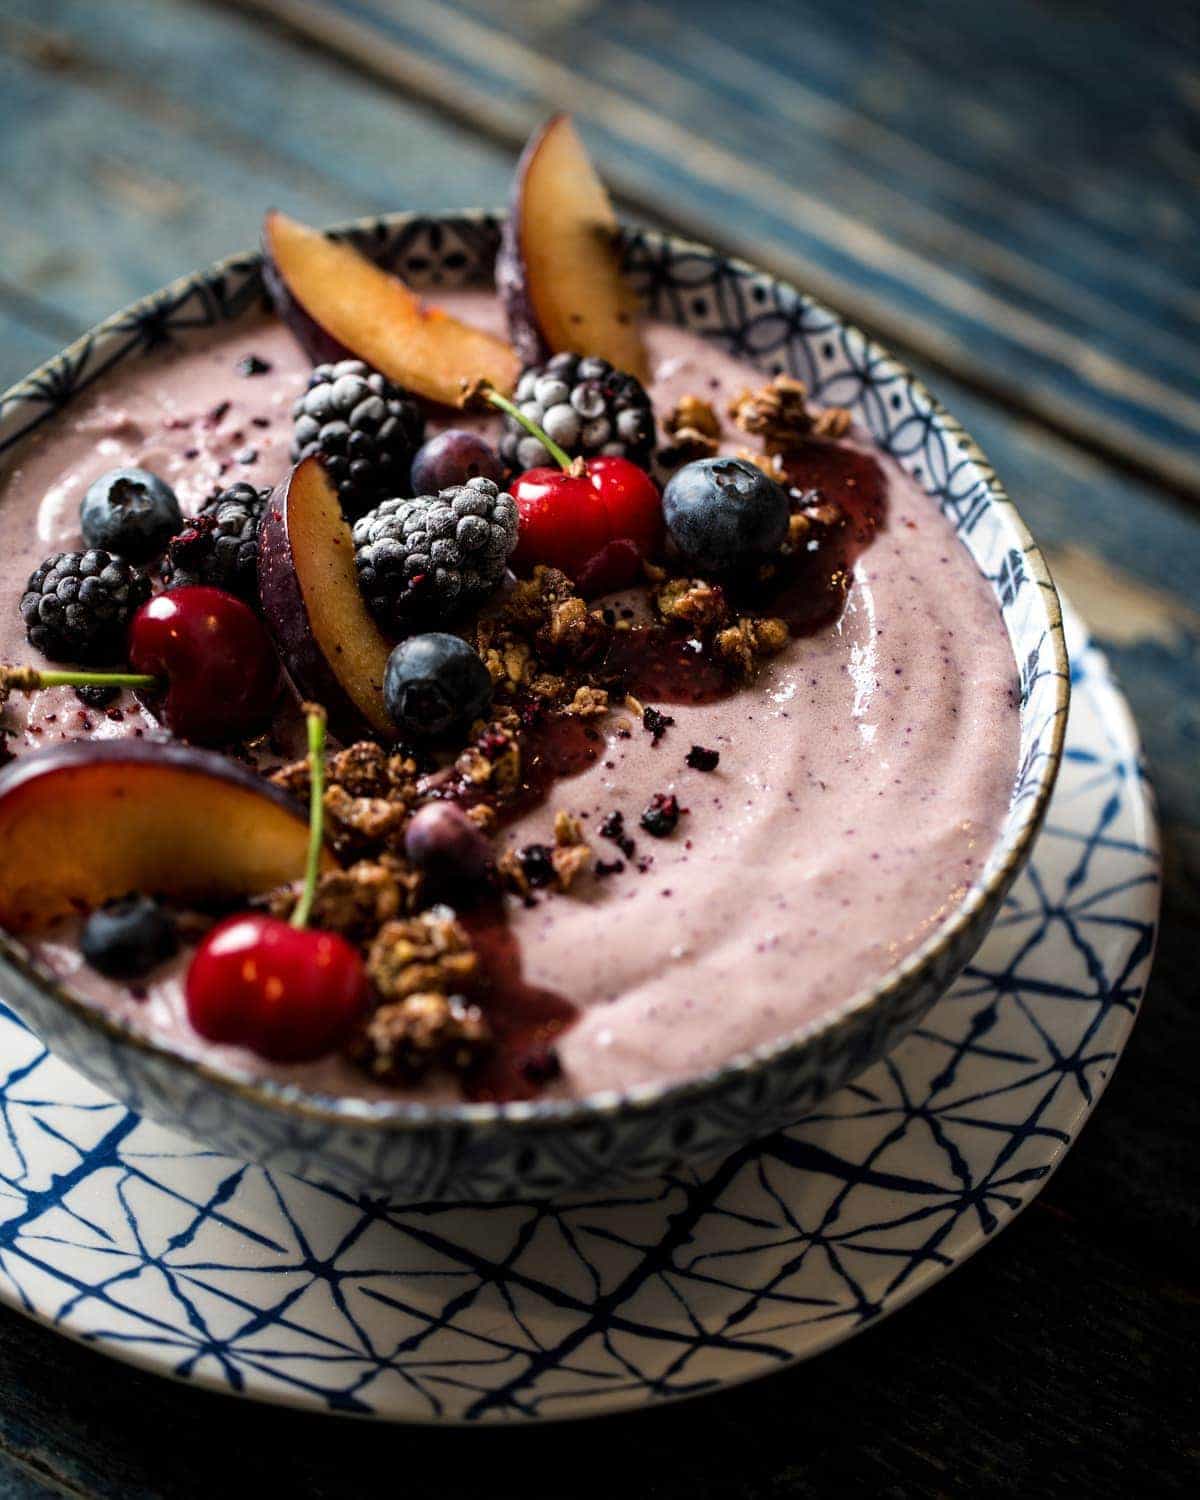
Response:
[[383, 632, 492, 741], [81, 894, 178, 979], [662, 457, 789, 573], [410, 430, 505, 494], [80, 468, 182, 562]]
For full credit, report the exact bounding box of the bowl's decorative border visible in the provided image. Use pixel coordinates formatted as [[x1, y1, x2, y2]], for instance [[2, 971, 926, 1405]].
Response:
[[0, 215, 1069, 1200]]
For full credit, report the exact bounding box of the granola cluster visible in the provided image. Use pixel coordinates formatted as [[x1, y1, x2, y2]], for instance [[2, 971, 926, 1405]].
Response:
[[271, 740, 421, 858]]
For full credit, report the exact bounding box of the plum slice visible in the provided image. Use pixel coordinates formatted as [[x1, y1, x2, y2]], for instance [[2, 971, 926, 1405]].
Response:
[[262, 211, 519, 405], [497, 114, 648, 381], [258, 456, 395, 740], [0, 742, 333, 932]]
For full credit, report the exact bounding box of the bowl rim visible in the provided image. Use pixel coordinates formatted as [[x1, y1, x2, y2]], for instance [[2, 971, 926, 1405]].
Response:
[[0, 210, 1070, 1135]]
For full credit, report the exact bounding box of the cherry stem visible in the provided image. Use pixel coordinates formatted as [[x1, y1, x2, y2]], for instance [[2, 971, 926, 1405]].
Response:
[[0, 666, 159, 694], [290, 704, 327, 931], [473, 384, 576, 473]]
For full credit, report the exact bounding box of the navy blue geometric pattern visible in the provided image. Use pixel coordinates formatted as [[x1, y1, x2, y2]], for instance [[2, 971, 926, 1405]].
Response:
[[0, 607, 1157, 1421], [0, 215, 1070, 1201]]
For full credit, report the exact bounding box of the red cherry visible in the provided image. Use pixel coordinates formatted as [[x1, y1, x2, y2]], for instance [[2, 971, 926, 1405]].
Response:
[[186, 913, 367, 1062], [586, 455, 662, 557], [129, 585, 279, 742], [510, 457, 662, 595], [510, 467, 610, 579]]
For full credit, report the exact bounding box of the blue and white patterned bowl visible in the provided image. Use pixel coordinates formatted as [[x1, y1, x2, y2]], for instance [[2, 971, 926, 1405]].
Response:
[[0, 215, 1069, 1202]]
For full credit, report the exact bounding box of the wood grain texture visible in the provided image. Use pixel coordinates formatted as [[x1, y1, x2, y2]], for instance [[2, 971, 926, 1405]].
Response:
[[235, 0, 1200, 499], [0, 1, 1195, 1492]]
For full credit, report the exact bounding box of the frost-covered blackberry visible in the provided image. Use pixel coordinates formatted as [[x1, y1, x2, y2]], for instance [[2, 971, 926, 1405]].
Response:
[[162, 483, 265, 601], [500, 354, 655, 471], [352, 478, 519, 631], [291, 360, 424, 519], [19, 550, 150, 664]]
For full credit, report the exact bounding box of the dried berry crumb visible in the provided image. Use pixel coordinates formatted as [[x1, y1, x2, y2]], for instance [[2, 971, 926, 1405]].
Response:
[[596, 859, 625, 877], [686, 745, 720, 771], [236, 353, 271, 376], [640, 793, 682, 838], [642, 705, 675, 744], [236, 447, 258, 465], [517, 843, 556, 888], [206, 400, 230, 427], [600, 810, 636, 858]]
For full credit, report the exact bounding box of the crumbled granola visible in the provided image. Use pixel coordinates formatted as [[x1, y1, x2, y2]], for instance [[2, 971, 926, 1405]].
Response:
[[268, 854, 423, 939], [665, 394, 721, 440], [714, 615, 790, 677], [454, 714, 521, 795], [271, 741, 421, 857], [811, 406, 852, 439], [366, 907, 479, 1002], [654, 576, 730, 631], [728, 375, 813, 452], [563, 685, 609, 718], [658, 426, 718, 469], [499, 812, 593, 896], [323, 784, 411, 852], [785, 493, 848, 553], [349, 991, 492, 1083]]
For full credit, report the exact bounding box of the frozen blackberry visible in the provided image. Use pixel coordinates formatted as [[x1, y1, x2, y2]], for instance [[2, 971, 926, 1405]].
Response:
[[163, 483, 265, 601], [19, 550, 150, 664], [353, 478, 519, 631], [291, 359, 424, 519], [500, 353, 655, 471]]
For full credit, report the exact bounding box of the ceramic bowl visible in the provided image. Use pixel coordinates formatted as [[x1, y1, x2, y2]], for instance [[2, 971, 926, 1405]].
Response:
[[0, 214, 1069, 1201]]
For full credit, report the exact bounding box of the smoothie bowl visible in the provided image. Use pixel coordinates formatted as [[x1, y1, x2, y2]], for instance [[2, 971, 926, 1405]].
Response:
[[0, 118, 1067, 1201]]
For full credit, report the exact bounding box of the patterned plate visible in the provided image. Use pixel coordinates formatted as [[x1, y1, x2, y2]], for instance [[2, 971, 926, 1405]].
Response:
[[0, 603, 1157, 1422]]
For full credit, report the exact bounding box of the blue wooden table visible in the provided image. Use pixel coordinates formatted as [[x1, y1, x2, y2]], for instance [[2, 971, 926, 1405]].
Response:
[[0, 0, 1196, 1493]]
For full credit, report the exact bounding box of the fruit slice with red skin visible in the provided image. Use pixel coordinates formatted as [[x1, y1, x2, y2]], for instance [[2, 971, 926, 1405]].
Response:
[[259, 456, 394, 739], [0, 742, 335, 932], [497, 114, 648, 382], [510, 455, 662, 594], [186, 913, 366, 1063], [263, 211, 519, 405]]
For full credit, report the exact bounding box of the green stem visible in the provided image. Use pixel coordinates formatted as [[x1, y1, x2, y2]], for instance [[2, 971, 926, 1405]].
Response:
[[477, 385, 575, 473], [0, 666, 159, 693], [290, 705, 327, 931]]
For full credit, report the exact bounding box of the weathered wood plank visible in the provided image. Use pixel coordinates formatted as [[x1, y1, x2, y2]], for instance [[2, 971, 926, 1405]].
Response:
[[237, 0, 1200, 497], [0, 0, 510, 342]]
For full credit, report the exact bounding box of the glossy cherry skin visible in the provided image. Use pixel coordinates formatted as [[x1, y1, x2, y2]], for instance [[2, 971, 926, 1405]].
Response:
[[129, 585, 279, 742], [185, 913, 368, 1062], [510, 455, 661, 594]]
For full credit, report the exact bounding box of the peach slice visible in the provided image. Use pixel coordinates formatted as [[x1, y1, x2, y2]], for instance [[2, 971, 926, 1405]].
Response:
[[262, 211, 519, 405], [258, 456, 395, 740], [0, 742, 333, 932], [497, 114, 648, 382]]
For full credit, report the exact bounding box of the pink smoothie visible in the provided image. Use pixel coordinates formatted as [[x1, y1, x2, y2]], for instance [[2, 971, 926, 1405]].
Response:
[[0, 294, 1019, 1101]]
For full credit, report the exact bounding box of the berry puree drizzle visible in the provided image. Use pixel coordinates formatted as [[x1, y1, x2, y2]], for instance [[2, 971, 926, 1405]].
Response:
[[457, 439, 886, 1100]]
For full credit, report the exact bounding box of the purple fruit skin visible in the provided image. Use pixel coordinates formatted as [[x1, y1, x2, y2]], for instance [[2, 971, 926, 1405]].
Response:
[[410, 431, 505, 494], [404, 802, 492, 892], [496, 119, 557, 370], [257, 462, 391, 743], [0, 737, 308, 819], [261, 232, 355, 368]]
